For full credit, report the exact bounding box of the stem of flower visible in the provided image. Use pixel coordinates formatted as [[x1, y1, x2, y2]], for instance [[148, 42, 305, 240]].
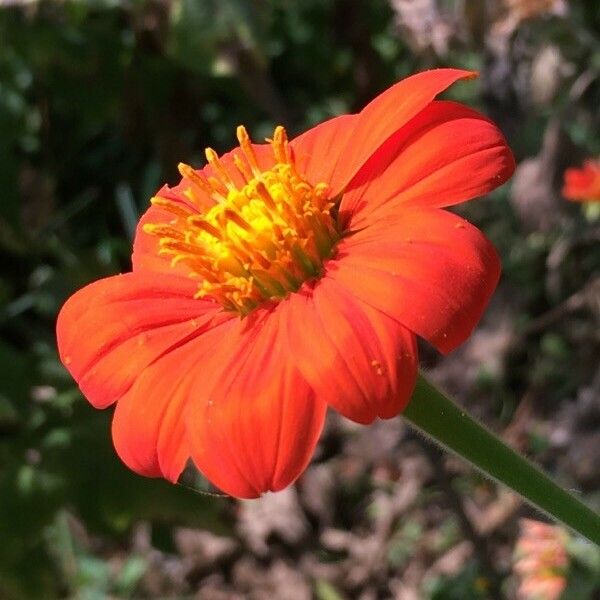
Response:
[[403, 373, 600, 545]]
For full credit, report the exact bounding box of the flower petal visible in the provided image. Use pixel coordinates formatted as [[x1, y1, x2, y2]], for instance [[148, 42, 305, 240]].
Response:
[[291, 69, 476, 196], [289, 114, 357, 189], [341, 101, 515, 227], [186, 304, 328, 499], [111, 315, 238, 482], [328, 208, 500, 354], [56, 272, 224, 409], [562, 159, 600, 202], [283, 277, 418, 424]]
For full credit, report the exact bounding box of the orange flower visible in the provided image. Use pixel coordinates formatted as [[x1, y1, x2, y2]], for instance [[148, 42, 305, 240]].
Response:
[[562, 159, 600, 202], [514, 519, 569, 600], [56, 69, 514, 498]]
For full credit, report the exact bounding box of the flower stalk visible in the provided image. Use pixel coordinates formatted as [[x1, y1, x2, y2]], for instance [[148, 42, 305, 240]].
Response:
[[404, 373, 600, 545]]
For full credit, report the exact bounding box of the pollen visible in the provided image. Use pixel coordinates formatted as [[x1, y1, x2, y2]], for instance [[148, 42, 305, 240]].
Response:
[[143, 126, 340, 314], [370, 359, 384, 376]]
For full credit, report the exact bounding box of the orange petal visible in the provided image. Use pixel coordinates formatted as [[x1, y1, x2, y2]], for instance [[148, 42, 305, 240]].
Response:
[[56, 272, 224, 409], [111, 315, 239, 482], [341, 100, 515, 228], [186, 305, 328, 499], [289, 114, 357, 189], [562, 159, 600, 202], [328, 208, 500, 354], [283, 277, 418, 424], [292, 69, 476, 196]]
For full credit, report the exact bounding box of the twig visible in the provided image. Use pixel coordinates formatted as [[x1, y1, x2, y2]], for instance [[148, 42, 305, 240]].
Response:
[[522, 277, 600, 335]]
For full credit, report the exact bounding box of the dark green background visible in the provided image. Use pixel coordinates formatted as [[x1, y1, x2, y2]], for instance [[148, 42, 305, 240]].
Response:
[[1, 1, 599, 598]]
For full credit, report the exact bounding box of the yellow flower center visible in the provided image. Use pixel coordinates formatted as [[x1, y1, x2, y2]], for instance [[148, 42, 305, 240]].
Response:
[[143, 126, 340, 314]]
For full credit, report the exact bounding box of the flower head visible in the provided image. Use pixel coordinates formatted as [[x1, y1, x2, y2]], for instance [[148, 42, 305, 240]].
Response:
[[514, 519, 569, 600], [562, 159, 600, 202], [56, 69, 514, 498]]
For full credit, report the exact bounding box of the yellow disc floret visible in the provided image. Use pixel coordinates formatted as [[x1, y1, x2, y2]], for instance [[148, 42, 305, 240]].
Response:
[[143, 125, 340, 314]]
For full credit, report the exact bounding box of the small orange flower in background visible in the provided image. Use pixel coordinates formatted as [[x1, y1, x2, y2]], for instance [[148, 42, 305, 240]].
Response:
[[56, 69, 514, 498], [562, 158, 600, 202], [514, 519, 569, 600]]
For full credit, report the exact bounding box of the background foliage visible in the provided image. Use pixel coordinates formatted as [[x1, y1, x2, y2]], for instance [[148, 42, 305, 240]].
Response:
[[1, 1, 599, 598]]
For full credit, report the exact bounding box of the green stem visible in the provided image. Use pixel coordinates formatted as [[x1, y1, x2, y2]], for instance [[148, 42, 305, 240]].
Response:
[[404, 373, 600, 545]]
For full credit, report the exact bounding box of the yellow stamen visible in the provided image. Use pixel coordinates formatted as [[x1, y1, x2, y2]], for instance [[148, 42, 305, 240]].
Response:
[[150, 196, 192, 218], [178, 162, 227, 204], [144, 125, 340, 314], [232, 152, 253, 183], [236, 125, 261, 175], [143, 223, 185, 240], [187, 216, 223, 239], [254, 181, 277, 210], [271, 125, 289, 164], [223, 208, 252, 232], [205, 148, 236, 191]]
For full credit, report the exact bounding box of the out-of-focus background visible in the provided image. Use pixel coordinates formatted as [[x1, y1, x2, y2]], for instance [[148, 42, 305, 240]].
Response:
[[0, 1, 599, 598]]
